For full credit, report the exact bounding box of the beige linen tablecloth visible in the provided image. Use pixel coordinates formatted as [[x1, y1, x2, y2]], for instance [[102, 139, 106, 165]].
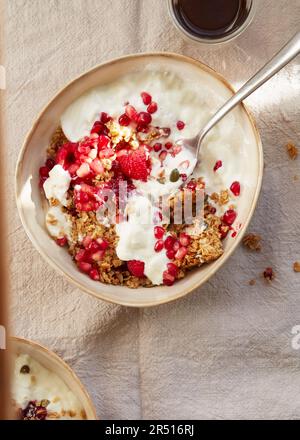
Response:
[[4, 0, 300, 419]]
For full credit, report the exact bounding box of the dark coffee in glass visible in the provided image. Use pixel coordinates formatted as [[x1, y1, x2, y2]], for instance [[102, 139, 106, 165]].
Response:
[[169, 0, 256, 43]]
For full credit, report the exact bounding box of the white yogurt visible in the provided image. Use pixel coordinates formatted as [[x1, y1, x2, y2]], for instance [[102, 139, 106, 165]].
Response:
[[116, 195, 169, 285], [12, 353, 85, 420], [43, 164, 71, 207], [45, 206, 72, 240]]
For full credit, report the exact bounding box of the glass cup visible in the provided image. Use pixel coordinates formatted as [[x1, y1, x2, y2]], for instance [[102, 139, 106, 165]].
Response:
[[168, 0, 257, 45]]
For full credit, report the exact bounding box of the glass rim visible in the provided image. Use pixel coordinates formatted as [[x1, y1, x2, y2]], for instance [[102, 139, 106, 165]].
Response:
[[167, 0, 257, 45]]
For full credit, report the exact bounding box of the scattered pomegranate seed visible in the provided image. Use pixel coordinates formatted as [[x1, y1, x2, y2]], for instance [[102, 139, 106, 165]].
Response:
[[119, 113, 131, 126], [147, 102, 158, 114], [83, 236, 92, 248], [39, 166, 49, 178], [98, 135, 110, 149], [219, 224, 229, 239], [91, 250, 105, 261], [163, 270, 175, 286], [96, 238, 109, 250], [153, 142, 162, 152], [89, 268, 100, 280], [154, 239, 164, 252], [56, 237, 67, 247], [181, 173, 187, 182], [154, 226, 165, 239], [176, 120, 185, 130], [230, 181, 241, 196], [222, 209, 237, 226], [179, 232, 191, 247], [231, 231, 237, 238], [78, 261, 92, 273], [165, 142, 173, 150], [186, 180, 197, 190], [141, 91, 152, 105], [159, 151, 168, 162], [90, 158, 104, 175], [164, 236, 176, 250], [167, 262, 178, 277], [76, 163, 90, 178], [100, 112, 112, 123], [213, 160, 222, 172], [166, 249, 176, 259], [175, 246, 187, 260], [127, 260, 145, 277], [137, 111, 152, 126], [160, 127, 171, 137], [125, 104, 138, 121], [45, 158, 55, 170], [171, 144, 182, 156], [263, 267, 275, 282]]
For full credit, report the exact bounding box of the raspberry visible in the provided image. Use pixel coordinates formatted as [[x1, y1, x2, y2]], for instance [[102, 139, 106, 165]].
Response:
[[118, 150, 151, 182], [56, 142, 78, 170], [127, 260, 145, 277]]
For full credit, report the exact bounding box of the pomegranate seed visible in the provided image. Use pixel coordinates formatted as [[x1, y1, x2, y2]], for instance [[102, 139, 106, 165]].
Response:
[[231, 231, 237, 238], [99, 148, 115, 159], [154, 240, 164, 252], [165, 142, 173, 150], [75, 249, 87, 262], [263, 267, 274, 281], [68, 163, 80, 175], [153, 142, 162, 152], [214, 160, 222, 172], [125, 104, 138, 121], [46, 158, 55, 170], [160, 127, 171, 137], [153, 211, 163, 224], [137, 111, 152, 126], [181, 173, 187, 182], [164, 236, 176, 250], [186, 180, 197, 190], [87, 241, 100, 252], [147, 102, 157, 114], [166, 249, 176, 260], [175, 246, 187, 260], [176, 120, 185, 130], [82, 236, 93, 248], [91, 121, 105, 135], [98, 135, 110, 149], [171, 144, 182, 156], [163, 271, 175, 286], [39, 166, 49, 178], [56, 237, 67, 247], [90, 158, 104, 175], [141, 91, 152, 105], [154, 226, 165, 239], [159, 151, 167, 162], [76, 163, 90, 178], [119, 113, 130, 126], [127, 260, 145, 277], [89, 268, 100, 281], [179, 232, 190, 247], [167, 262, 178, 277], [230, 181, 241, 196], [100, 112, 111, 123], [78, 261, 92, 273], [91, 250, 105, 261], [219, 225, 229, 239], [173, 240, 180, 252], [222, 209, 237, 226], [96, 238, 109, 250], [210, 206, 217, 214]]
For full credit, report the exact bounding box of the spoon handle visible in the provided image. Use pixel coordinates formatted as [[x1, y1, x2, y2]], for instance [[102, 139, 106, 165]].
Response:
[[196, 31, 300, 155]]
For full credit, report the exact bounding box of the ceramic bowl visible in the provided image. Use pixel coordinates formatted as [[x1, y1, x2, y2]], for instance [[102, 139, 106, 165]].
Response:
[[10, 337, 97, 419], [15, 53, 263, 307]]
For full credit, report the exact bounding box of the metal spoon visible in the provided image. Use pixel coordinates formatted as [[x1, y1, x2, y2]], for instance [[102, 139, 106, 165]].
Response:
[[177, 32, 300, 173]]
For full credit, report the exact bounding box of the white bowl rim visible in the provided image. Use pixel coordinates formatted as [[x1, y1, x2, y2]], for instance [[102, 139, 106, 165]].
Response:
[[10, 336, 97, 419], [15, 51, 264, 308]]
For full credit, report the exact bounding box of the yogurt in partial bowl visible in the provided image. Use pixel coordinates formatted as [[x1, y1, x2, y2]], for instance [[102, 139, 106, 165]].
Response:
[[10, 337, 97, 420], [15, 53, 263, 307]]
